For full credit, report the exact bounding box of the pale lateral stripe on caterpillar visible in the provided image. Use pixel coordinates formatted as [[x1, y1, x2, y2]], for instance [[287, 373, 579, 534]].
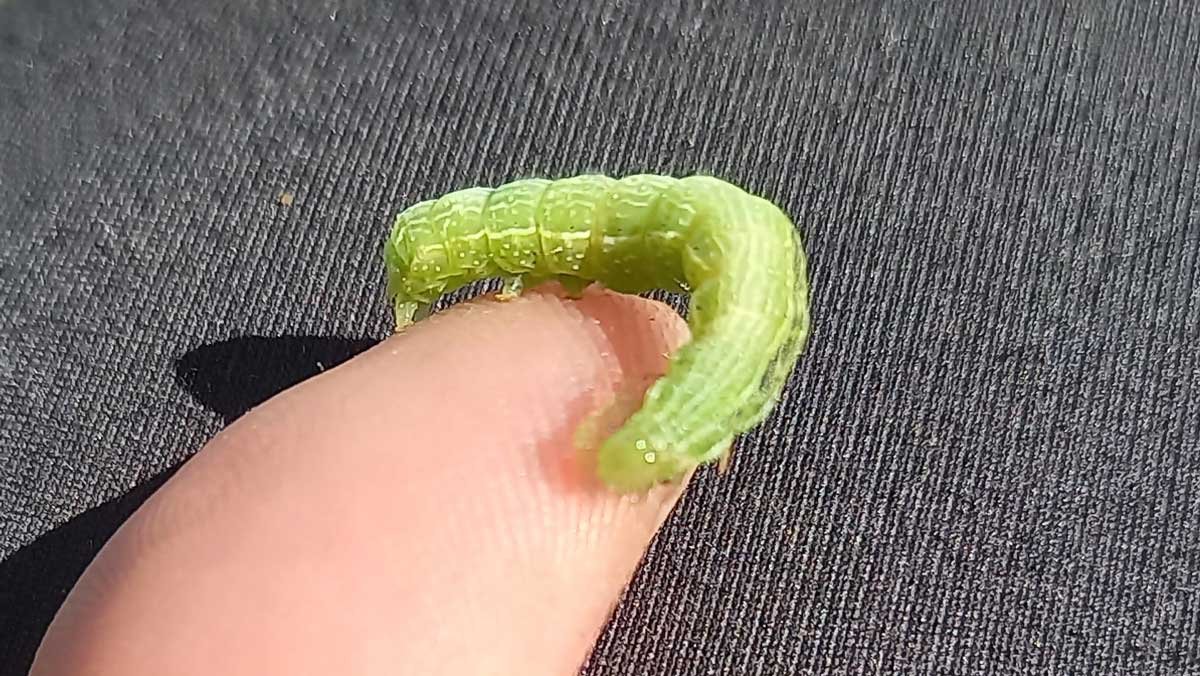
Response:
[[383, 174, 811, 492]]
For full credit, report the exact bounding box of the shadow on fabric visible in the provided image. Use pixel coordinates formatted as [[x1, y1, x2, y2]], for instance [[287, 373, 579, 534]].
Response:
[[173, 335, 380, 424], [0, 335, 378, 676]]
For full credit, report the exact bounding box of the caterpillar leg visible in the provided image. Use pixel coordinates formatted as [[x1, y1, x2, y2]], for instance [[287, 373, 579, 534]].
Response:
[[394, 299, 434, 331], [497, 276, 525, 301], [716, 445, 734, 475], [696, 435, 735, 475]]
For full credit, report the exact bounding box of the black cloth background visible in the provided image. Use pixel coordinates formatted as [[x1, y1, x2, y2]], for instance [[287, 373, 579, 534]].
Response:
[[2, 1, 1198, 674]]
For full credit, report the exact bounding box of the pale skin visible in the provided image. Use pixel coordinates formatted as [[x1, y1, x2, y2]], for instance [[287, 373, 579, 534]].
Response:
[[30, 285, 695, 676]]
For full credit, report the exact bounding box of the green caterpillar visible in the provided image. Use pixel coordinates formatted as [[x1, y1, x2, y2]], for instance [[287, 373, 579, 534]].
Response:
[[383, 174, 810, 492]]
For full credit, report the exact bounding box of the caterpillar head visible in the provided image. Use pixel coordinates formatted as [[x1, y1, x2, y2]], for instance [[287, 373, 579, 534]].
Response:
[[594, 426, 690, 494]]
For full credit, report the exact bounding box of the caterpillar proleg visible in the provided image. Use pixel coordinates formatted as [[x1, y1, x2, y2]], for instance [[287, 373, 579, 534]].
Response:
[[383, 174, 811, 492]]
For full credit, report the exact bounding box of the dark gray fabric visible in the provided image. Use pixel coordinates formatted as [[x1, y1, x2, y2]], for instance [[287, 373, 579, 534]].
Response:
[[2, 1, 1199, 673]]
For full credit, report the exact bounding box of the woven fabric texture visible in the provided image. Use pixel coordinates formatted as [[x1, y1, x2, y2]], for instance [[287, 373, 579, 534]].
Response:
[[1, 1, 1198, 674]]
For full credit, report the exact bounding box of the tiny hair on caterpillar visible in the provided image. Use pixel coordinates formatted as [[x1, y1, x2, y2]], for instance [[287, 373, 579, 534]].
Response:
[[383, 174, 811, 493]]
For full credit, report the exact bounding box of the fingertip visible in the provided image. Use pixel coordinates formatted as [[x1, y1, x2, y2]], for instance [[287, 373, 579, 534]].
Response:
[[33, 284, 695, 676]]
